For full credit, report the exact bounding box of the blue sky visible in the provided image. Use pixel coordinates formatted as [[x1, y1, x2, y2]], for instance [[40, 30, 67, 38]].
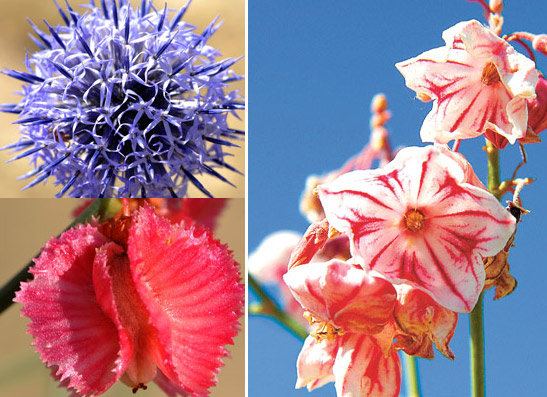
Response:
[[249, 1, 547, 395]]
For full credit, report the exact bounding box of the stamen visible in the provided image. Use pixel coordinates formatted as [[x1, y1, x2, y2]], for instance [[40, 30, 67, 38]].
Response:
[[404, 209, 425, 232], [132, 383, 148, 393], [304, 311, 344, 341], [481, 61, 501, 85]]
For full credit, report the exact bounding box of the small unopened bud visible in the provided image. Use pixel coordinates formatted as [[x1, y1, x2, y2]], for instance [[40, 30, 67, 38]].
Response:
[[532, 34, 547, 56], [416, 92, 432, 102], [371, 93, 388, 114], [489, 0, 503, 14]]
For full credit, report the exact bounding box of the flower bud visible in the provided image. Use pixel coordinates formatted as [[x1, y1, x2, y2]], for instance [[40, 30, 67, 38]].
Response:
[[489, 0, 503, 14], [532, 34, 547, 56], [371, 93, 388, 113], [416, 92, 432, 102]]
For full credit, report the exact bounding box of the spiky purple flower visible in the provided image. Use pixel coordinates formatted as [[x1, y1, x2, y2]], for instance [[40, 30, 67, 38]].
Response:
[[1, 0, 244, 197]]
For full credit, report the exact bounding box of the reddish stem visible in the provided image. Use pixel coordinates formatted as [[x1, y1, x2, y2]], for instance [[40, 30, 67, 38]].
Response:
[[505, 35, 536, 62]]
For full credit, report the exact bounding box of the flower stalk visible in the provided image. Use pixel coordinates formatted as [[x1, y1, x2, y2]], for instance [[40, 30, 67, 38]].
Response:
[[403, 353, 422, 397], [469, 138, 501, 397], [249, 274, 308, 341], [0, 198, 120, 314], [469, 292, 485, 397]]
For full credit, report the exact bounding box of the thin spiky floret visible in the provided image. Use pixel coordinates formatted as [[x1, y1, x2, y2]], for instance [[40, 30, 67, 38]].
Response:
[[2, 0, 244, 197]]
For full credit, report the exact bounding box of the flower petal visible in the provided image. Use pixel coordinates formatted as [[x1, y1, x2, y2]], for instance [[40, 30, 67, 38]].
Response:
[[14, 225, 125, 396], [527, 75, 547, 135], [154, 369, 190, 397], [127, 205, 244, 396], [157, 198, 228, 230], [394, 285, 457, 360], [93, 242, 157, 388], [249, 230, 302, 281], [284, 259, 397, 334], [296, 336, 337, 391], [333, 334, 401, 397]]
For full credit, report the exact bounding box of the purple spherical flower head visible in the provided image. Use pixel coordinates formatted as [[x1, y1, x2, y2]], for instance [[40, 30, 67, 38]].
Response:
[[1, 0, 244, 198]]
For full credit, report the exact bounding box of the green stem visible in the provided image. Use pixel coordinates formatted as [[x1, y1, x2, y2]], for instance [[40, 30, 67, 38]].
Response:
[[486, 140, 501, 195], [0, 199, 120, 314], [469, 293, 485, 397], [403, 353, 421, 396], [469, 139, 500, 396], [249, 274, 308, 341]]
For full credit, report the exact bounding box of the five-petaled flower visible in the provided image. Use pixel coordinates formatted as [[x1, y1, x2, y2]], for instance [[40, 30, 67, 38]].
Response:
[[396, 20, 538, 147], [15, 204, 244, 396], [1, 0, 244, 198], [317, 145, 516, 312]]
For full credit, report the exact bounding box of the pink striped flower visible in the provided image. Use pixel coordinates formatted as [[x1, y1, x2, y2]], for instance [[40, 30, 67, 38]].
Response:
[[15, 205, 243, 396], [284, 259, 401, 397], [396, 20, 538, 147], [249, 231, 307, 323], [284, 258, 459, 396], [317, 145, 516, 312], [250, 230, 351, 327]]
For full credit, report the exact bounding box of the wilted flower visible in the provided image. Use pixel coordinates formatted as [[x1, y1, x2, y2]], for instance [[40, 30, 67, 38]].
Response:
[[316, 145, 516, 312], [396, 20, 537, 147], [2, 0, 244, 197], [15, 205, 244, 396], [393, 284, 458, 360]]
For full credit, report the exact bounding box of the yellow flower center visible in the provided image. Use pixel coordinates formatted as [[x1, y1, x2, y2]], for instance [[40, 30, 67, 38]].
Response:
[[481, 61, 501, 85], [404, 209, 426, 232], [304, 311, 345, 341]]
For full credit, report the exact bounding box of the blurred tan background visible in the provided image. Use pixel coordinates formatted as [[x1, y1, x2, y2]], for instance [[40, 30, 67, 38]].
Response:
[[0, 199, 245, 396], [0, 0, 245, 198]]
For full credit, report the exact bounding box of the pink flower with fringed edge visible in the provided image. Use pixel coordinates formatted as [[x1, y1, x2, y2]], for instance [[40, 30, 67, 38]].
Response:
[[15, 205, 243, 396], [396, 20, 538, 147], [317, 145, 516, 312]]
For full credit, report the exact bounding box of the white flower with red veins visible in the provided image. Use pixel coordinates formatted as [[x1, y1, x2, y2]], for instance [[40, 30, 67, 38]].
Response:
[[396, 20, 538, 147], [316, 145, 516, 312], [283, 259, 401, 397]]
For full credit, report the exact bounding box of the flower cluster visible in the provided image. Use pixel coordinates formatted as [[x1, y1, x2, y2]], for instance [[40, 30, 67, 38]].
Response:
[[1, 0, 244, 197], [284, 259, 458, 396], [15, 200, 244, 396], [253, 7, 545, 396], [284, 145, 515, 395]]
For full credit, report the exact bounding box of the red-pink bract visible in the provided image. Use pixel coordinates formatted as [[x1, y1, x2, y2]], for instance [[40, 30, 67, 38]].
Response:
[[15, 205, 243, 396]]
